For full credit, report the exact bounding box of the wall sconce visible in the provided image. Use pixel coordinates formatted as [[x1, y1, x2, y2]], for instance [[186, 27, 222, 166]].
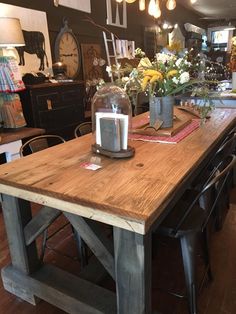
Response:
[[0, 17, 25, 48]]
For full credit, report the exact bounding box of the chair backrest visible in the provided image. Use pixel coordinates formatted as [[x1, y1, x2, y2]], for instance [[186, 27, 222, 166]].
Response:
[[193, 129, 236, 187], [20, 134, 66, 157], [74, 122, 92, 138], [212, 130, 236, 167], [173, 154, 236, 235]]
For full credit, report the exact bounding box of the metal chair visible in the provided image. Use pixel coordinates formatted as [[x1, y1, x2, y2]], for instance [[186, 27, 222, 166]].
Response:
[[190, 129, 236, 231], [155, 154, 236, 314], [74, 122, 92, 138], [20, 134, 66, 156], [20, 135, 88, 266], [213, 130, 236, 229]]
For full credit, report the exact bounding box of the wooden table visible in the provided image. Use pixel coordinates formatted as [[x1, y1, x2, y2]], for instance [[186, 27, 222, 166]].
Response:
[[0, 109, 235, 314], [0, 127, 45, 162]]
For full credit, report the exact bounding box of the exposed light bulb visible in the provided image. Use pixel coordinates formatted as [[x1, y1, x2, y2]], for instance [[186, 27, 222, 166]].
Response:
[[166, 0, 176, 10], [153, 8, 161, 19], [148, 0, 156, 16], [154, 0, 161, 19], [139, 0, 145, 11], [162, 22, 169, 29], [116, 0, 123, 3], [126, 0, 137, 3]]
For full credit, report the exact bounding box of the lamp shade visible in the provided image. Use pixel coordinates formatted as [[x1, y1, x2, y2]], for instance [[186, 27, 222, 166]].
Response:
[[0, 17, 25, 47]]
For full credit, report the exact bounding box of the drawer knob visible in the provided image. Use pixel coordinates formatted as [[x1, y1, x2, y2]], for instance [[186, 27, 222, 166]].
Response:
[[47, 99, 53, 110]]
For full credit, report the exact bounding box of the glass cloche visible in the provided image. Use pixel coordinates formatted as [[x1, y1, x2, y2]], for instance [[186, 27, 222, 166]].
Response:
[[91, 84, 134, 158]]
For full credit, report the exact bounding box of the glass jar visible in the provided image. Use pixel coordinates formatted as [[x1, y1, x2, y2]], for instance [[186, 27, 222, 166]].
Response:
[[91, 84, 134, 157]]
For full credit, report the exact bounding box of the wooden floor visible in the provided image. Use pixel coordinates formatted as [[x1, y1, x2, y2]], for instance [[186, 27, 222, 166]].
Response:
[[0, 189, 236, 314]]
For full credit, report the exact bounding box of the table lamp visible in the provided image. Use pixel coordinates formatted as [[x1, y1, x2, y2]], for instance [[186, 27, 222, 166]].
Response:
[[0, 17, 25, 55]]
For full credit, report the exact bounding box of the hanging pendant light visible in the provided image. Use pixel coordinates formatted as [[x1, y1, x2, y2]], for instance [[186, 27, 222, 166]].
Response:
[[148, 0, 156, 16], [153, 0, 161, 19], [116, 0, 123, 3], [166, 0, 176, 10], [139, 0, 145, 11], [126, 0, 137, 3]]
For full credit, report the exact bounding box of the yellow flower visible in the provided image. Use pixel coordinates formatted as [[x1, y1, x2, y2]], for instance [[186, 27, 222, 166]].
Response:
[[150, 74, 163, 83], [141, 76, 151, 90], [166, 69, 178, 78], [143, 69, 162, 77]]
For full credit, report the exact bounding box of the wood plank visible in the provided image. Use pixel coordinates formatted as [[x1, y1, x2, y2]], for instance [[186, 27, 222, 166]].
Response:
[[0, 109, 234, 234], [24, 206, 61, 246], [0, 127, 45, 145], [2, 264, 116, 314], [1, 195, 40, 273], [114, 227, 152, 314], [64, 212, 115, 280]]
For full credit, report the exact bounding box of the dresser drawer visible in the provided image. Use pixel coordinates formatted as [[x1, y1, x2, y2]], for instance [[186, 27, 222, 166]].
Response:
[[35, 92, 60, 110], [38, 105, 81, 130]]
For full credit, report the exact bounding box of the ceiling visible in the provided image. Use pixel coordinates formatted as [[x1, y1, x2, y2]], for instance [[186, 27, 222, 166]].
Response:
[[179, 0, 236, 20]]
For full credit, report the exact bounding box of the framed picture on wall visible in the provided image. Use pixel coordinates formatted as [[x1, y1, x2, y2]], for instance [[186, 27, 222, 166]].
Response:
[[81, 43, 105, 81], [0, 3, 52, 75], [55, 0, 91, 13], [106, 0, 127, 28]]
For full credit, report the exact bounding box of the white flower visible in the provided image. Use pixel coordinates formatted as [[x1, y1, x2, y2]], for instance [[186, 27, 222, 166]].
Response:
[[121, 76, 129, 83], [156, 52, 175, 63], [106, 66, 112, 77], [116, 63, 121, 70], [179, 72, 190, 84], [176, 58, 183, 67], [172, 77, 179, 84], [184, 60, 191, 66]]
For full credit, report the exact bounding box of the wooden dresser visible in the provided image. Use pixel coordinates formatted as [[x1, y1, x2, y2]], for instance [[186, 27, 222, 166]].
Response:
[[19, 81, 85, 140]]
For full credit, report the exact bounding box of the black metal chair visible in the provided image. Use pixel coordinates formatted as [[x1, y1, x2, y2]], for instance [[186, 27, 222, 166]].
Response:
[[190, 129, 236, 231], [213, 130, 236, 229], [155, 154, 236, 314], [74, 122, 92, 138], [20, 135, 88, 266], [20, 134, 66, 155]]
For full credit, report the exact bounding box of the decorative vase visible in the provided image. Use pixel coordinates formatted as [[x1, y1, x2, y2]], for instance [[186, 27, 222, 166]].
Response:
[[149, 95, 174, 128], [232, 72, 236, 90]]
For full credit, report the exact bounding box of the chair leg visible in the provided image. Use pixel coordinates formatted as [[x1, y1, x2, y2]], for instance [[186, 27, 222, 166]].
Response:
[[72, 228, 88, 267], [215, 196, 229, 231], [180, 233, 197, 314], [202, 228, 213, 281]]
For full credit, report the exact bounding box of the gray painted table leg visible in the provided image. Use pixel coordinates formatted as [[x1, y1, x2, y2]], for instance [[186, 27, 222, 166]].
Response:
[[1, 194, 40, 304], [114, 227, 152, 314]]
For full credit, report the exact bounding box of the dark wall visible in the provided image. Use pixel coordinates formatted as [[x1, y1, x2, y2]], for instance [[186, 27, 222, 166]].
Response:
[[0, 0, 205, 70]]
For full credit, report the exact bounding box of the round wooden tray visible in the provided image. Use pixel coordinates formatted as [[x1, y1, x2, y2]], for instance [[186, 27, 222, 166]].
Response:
[[91, 144, 135, 158]]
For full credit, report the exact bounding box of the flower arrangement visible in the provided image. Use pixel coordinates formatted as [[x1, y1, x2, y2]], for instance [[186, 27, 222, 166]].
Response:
[[134, 47, 146, 59], [139, 50, 200, 97], [229, 36, 236, 72]]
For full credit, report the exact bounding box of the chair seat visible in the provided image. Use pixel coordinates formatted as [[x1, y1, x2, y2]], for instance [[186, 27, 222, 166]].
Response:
[[158, 198, 206, 238]]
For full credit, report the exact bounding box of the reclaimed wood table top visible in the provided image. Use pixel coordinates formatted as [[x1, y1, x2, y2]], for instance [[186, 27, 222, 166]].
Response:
[[0, 127, 45, 145], [0, 109, 235, 234]]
